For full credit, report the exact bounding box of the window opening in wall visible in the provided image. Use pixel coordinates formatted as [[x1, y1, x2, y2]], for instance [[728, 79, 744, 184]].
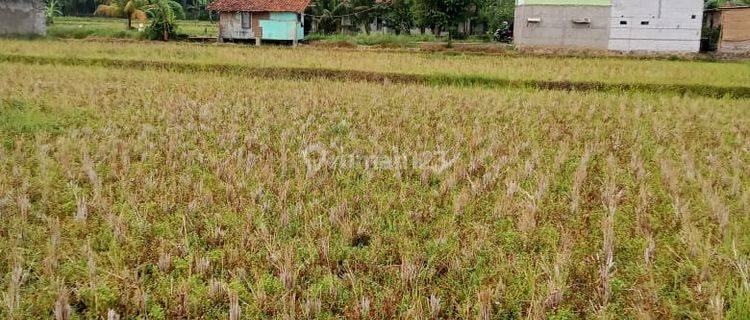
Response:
[[241, 12, 251, 29], [641, 21, 649, 25], [620, 20, 627, 25]]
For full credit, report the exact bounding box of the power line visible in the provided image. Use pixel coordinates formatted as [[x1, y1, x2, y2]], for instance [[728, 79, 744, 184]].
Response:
[[303, 5, 383, 19]]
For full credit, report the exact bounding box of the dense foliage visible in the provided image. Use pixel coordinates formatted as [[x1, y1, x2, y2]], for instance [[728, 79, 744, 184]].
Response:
[[143, 0, 186, 40], [46, 0, 205, 19], [705, 0, 750, 8]]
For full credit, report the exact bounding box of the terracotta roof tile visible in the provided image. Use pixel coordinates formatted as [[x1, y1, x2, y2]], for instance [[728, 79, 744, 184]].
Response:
[[207, 0, 310, 12]]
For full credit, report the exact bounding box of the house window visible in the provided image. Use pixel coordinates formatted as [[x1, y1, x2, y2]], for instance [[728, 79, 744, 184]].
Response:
[[641, 21, 649, 25], [691, 15, 697, 19], [620, 20, 627, 25], [241, 12, 251, 29]]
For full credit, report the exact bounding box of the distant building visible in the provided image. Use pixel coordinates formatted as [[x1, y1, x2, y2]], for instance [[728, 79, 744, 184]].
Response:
[[704, 5, 750, 53], [609, 0, 703, 52], [514, 0, 612, 50], [0, 0, 46, 36], [207, 0, 309, 44], [514, 0, 704, 52]]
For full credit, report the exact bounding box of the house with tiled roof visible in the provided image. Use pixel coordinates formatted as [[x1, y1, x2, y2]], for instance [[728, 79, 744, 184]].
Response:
[[207, 0, 310, 44]]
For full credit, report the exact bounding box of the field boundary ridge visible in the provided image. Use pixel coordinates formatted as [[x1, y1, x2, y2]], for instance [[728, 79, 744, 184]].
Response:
[[1, 53, 749, 99]]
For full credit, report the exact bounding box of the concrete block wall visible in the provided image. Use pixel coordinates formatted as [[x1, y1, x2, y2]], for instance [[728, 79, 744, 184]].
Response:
[[608, 0, 703, 52], [0, 0, 46, 36], [514, 5, 611, 49]]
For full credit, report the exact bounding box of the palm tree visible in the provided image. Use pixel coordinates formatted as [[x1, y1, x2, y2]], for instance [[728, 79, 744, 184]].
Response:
[[94, 0, 149, 29], [308, 0, 351, 34]]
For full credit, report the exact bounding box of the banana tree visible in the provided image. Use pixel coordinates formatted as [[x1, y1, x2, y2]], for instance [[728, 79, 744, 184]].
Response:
[[45, 0, 64, 24], [144, 0, 185, 40]]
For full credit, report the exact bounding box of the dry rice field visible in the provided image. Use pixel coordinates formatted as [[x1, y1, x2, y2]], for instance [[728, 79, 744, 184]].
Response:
[[1, 39, 749, 319]]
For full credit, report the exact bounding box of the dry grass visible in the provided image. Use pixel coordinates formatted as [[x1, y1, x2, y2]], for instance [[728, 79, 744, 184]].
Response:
[[2, 53, 747, 99], [1, 39, 749, 87], [0, 41, 749, 319]]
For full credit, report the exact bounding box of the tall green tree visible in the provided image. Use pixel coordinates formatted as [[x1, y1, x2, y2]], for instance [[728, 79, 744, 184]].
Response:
[[477, 0, 513, 34], [412, 0, 473, 36], [59, 0, 98, 16], [184, 0, 212, 20], [350, 0, 383, 34], [308, 0, 350, 34], [383, 0, 414, 34]]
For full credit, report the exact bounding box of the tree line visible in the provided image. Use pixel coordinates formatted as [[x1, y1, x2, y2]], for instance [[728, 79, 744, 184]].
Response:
[[306, 0, 514, 37], [47, 0, 212, 19], [47, 0, 749, 38]]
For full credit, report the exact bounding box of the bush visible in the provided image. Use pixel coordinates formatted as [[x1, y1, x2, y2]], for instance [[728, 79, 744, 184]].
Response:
[[145, 19, 178, 41], [308, 33, 438, 47]]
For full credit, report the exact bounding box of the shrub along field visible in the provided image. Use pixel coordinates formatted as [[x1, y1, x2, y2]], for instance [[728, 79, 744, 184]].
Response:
[[0, 40, 749, 319]]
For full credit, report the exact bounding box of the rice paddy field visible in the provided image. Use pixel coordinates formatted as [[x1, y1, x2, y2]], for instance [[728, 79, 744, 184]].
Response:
[[1, 39, 749, 319]]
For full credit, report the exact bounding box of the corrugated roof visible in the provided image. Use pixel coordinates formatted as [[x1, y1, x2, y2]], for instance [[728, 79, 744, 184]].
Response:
[[517, 0, 610, 5], [207, 0, 311, 12]]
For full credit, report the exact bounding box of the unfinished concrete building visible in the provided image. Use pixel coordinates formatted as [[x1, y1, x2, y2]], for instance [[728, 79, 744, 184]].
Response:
[[0, 0, 46, 36], [514, 0, 704, 52], [514, 0, 612, 50], [609, 0, 703, 52]]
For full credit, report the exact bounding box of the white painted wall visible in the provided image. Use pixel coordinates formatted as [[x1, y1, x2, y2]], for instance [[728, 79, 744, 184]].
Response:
[[608, 0, 703, 52]]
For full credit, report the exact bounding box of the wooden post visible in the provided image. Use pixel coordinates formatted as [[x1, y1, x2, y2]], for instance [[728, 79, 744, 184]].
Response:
[[255, 36, 261, 46], [292, 21, 298, 47]]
